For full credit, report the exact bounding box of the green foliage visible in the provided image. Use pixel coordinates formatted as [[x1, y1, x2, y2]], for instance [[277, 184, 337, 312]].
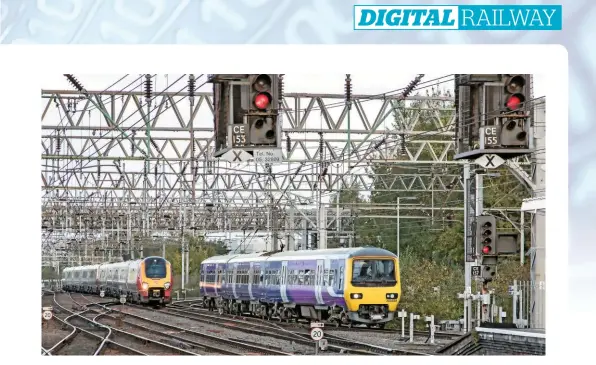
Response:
[[144, 235, 230, 290], [398, 252, 464, 323], [41, 266, 60, 280]]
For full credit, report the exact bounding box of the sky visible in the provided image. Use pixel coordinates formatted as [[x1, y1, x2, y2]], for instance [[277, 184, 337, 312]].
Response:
[[41, 73, 547, 252]]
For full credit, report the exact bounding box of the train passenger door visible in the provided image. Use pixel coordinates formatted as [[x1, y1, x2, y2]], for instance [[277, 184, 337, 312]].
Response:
[[232, 264, 238, 299], [280, 261, 289, 303], [314, 259, 324, 305], [214, 264, 219, 296], [248, 262, 255, 300]]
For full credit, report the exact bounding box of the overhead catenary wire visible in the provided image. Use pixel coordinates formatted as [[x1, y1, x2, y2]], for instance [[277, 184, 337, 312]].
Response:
[[42, 74, 540, 252]]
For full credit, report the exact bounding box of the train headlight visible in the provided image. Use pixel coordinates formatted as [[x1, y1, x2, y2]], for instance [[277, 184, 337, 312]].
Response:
[[142, 282, 149, 290], [164, 282, 171, 290], [386, 293, 398, 299], [350, 293, 363, 299]]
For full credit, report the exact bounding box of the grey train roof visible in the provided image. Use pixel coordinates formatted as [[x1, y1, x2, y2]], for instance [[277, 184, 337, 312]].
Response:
[[201, 247, 396, 265]]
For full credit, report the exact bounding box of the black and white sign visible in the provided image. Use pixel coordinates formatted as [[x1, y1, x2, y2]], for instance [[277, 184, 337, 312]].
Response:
[[310, 327, 324, 341], [483, 126, 500, 147], [120, 296, 126, 304], [42, 311, 53, 320], [475, 154, 504, 169], [254, 149, 283, 164], [310, 322, 324, 328], [471, 265, 481, 277], [99, 291, 105, 298], [232, 125, 247, 147], [221, 149, 253, 163]]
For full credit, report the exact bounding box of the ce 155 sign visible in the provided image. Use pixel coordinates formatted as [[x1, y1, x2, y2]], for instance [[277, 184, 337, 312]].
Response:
[[482, 126, 500, 148]]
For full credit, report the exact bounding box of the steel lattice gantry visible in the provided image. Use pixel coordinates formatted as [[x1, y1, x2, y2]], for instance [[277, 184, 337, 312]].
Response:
[[40, 85, 531, 265]]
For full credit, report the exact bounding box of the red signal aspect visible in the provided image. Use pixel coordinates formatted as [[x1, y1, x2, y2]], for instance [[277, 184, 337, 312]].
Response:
[[254, 93, 271, 110]]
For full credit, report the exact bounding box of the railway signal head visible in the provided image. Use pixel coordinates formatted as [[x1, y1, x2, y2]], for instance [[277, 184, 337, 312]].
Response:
[[247, 74, 280, 147], [476, 215, 497, 258], [503, 75, 526, 113], [251, 74, 274, 112]]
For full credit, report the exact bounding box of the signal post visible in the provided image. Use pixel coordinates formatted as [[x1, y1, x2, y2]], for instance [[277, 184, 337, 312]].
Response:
[[455, 74, 532, 329]]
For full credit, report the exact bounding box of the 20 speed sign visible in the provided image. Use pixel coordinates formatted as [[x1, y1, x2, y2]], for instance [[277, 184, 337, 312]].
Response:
[[310, 327, 324, 341]]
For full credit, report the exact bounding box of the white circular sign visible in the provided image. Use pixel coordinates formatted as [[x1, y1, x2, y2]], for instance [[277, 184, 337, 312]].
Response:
[[99, 291, 105, 298], [42, 311, 53, 320], [120, 297, 126, 304], [310, 327, 324, 341]]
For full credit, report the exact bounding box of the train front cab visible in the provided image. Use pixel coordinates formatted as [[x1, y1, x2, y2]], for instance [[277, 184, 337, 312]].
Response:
[[344, 254, 401, 327], [137, 257, 172, 304]]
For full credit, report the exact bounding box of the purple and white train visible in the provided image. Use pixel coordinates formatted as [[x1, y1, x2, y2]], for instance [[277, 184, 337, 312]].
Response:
[[199, 247, 402, 327]]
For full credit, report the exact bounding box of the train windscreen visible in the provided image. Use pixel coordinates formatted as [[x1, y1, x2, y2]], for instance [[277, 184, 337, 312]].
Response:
[[351, 259, 396, 287], [145, 257, 167, 279]]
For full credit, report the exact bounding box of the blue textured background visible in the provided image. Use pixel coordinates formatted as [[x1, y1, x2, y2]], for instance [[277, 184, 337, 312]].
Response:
[[3, 0, 592, 308]]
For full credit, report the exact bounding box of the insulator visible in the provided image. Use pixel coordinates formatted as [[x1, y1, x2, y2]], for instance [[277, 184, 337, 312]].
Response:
[[56, 134, 61, 153], [319, 133, 324, 155], [97, 164, 101, 180], [345, 74, 352, 103], [400, 134, 406, 155], [144, 74, 152, 102], [279, 74, 285, 101], [131, 131, 136, 155], [64, 74, 84, 92], [188, 74, 196, 98], [150, 138, 159, 150], [401, 74, 424, 99], [373, 138, 385, 150], [154, 163, 158, 179], [286, 134, 291, 153]]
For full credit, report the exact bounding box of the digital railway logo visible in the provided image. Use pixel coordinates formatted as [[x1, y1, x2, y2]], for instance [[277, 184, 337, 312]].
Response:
[[353, 5, 562, 31]]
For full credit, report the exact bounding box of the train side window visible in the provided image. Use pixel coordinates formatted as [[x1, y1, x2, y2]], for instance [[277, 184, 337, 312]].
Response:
[[323, 269, 329, 286], [330, 270, 336, 287]]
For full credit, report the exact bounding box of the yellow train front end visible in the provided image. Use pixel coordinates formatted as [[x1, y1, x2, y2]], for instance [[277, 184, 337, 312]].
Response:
[[344, 255, 401, 327], [138, 257, 173, 305]]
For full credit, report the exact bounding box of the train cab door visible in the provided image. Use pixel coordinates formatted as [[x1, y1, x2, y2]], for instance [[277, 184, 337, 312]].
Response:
[[280, 261, 289, 303], [314, 259, 325, 305], [232, 264, 238, 299]]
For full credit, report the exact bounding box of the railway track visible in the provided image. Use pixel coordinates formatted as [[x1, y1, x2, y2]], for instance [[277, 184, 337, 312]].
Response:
[[42, 291, 147, 356], [47, 291, 198, 355], [78, 293, 292, 356], [146, 302, 428, 355], [173, 300, 458, 340]]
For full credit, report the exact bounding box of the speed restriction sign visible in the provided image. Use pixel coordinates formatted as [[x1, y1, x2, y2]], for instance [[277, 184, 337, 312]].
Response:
[[99, 291, 105, 298], [42, 311, 53, 320], [310, 327, 324, 341]]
